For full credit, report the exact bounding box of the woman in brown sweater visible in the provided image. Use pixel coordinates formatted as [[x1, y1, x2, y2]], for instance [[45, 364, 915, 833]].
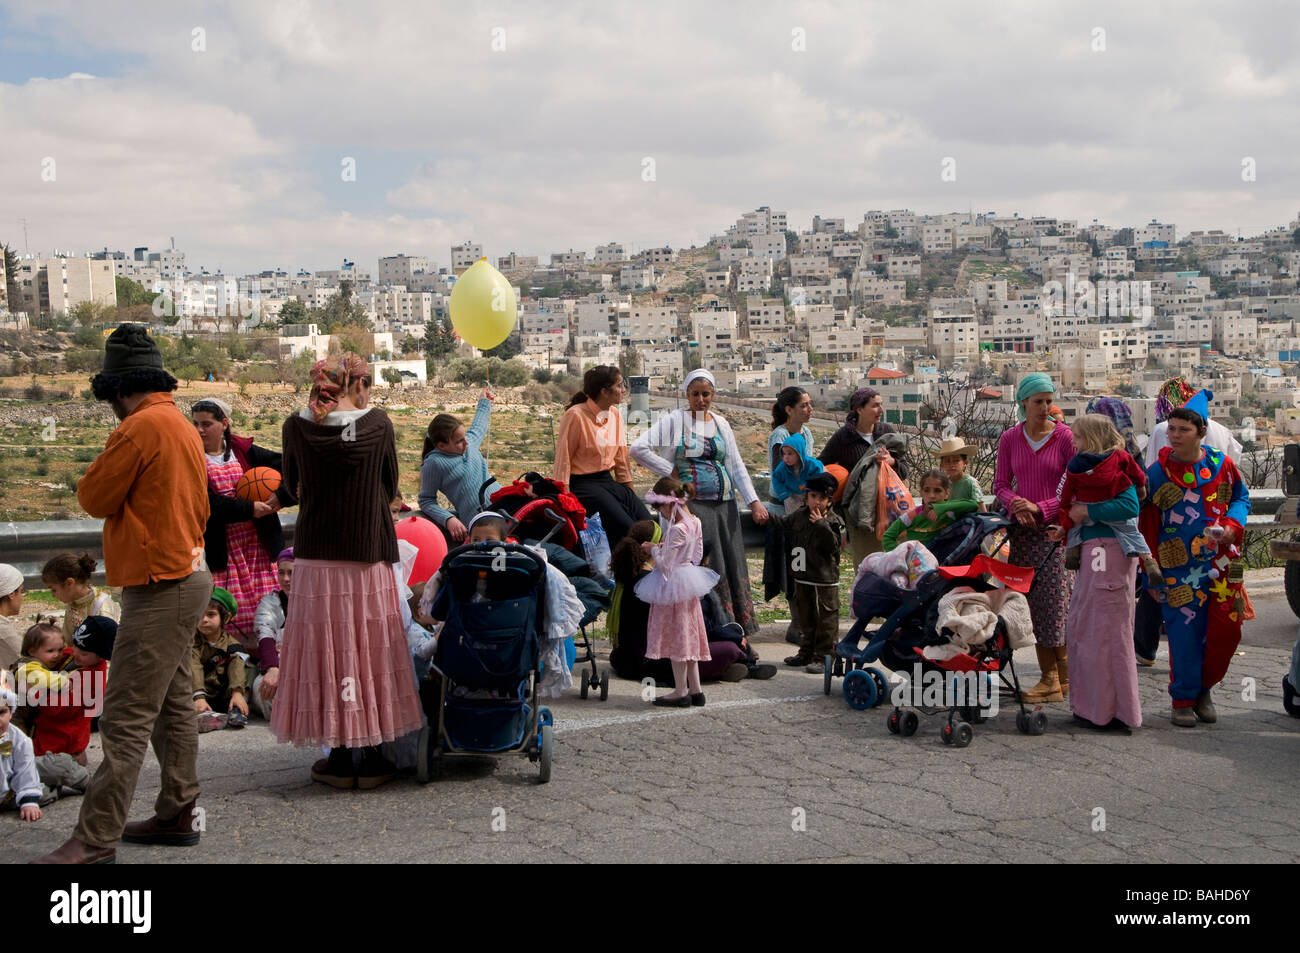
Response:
[[270, 353, 423, 790]]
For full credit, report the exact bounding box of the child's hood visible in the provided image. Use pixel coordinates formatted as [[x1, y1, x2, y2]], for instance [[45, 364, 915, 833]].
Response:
[[780, 433, 818, 473], [1068, 448, 1121, 481]]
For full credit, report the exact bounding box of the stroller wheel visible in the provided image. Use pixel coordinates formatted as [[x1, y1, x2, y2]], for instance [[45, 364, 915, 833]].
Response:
[[900, 711, 919, 736], [951, 721, 974, 748], [843, 669, 877, 710], [823, 655, 834, 696], [887, 709, 902, 734], [537, 724, 553, 784], [868, 669, 889, 708], [599, 671, 610, 701], [416, 726, 434, 784], [1015, 710, 1030, 734], [579, 676, 589, 700], [1026, 710, 1048, 736]]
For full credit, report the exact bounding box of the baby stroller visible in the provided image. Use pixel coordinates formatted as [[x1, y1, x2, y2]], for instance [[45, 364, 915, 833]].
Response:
[[824, 512, 1013, 700], [416, 542, 555, 784], [481, 473, 612, 701], [877, 553, 1047, 747]]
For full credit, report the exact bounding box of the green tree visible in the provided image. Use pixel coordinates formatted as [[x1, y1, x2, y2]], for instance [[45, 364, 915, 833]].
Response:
[[69, 300, 114, 327], [192, 341, 231, 379], [484, 332, 520, 360], [381, 367, 404, 388], [174, 362, 203, 385], [284, 352, 316, 393], [400, 333, 422, 355], [236, 371, 253, 396], [618, 346, 642, 377], [279, 298, 309, 325], [317, 282, 370, 330], [2, 243, 20, 311], [424, 319, 458, 359], [114, 275, 153, 307]]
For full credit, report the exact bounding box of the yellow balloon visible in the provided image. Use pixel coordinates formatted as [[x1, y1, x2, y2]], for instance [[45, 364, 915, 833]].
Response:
[[449, 258, 518, 351]]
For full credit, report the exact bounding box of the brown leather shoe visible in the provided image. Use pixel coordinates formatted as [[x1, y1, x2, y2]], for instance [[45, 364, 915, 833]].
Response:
[[30, 837, 116, 865], [122, 800, 201, 846]]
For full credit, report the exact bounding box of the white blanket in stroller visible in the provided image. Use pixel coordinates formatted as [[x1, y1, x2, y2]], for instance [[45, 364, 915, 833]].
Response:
[[925, 586, 1035, 661]]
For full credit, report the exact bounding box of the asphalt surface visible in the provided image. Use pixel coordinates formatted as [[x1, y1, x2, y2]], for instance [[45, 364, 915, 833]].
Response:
[[5, 579, 1298, 865]]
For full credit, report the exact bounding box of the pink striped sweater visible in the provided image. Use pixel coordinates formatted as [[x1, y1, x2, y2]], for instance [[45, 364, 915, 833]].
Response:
[[992, 421, 1073, 524]]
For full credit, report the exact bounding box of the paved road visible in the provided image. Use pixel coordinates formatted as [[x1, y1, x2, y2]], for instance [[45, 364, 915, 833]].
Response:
[[6, 589, 1298, 865]]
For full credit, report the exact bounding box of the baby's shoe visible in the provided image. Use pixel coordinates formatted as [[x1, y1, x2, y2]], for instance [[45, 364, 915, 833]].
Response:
[[226, 709, 248, 729], [197, 711, 228, 733]]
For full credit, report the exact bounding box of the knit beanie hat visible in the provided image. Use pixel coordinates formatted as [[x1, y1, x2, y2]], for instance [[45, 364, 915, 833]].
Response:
[[72, 615, 117, 661], [209, 587, 238, 622], [102, 324, 164, 377]]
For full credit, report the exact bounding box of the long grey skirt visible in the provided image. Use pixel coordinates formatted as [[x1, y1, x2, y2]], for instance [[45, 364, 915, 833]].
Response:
[[689, 498, 758, 637]]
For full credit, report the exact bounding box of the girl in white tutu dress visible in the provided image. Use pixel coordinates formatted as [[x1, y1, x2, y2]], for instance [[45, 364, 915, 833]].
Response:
[[635, 477, 720, 707]]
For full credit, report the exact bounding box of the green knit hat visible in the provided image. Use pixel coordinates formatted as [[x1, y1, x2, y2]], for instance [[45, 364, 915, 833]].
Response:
[[209, 587, 237, 622], [102, 324, 164, 376]]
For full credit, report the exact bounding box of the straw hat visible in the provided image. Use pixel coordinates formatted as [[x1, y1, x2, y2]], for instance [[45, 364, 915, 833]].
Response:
[[934, 436, 977, 458]]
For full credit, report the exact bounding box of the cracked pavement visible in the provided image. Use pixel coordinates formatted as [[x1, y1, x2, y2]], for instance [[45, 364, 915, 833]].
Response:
[[5, 590, 1298, 864]]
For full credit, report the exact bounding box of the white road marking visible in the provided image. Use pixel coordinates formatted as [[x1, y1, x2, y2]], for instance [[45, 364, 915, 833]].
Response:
[[554, 694, 821, 734]]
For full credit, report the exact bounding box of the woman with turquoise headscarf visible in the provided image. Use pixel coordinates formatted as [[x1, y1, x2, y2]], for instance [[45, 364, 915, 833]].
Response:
[[992, 372, 1074, 704]]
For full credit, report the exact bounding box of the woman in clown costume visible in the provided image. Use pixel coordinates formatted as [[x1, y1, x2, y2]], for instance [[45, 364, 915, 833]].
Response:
[[1139, 394, 1251, 728]]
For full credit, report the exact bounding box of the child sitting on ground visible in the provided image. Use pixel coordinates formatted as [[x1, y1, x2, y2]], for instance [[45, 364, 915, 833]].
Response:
[[250, 549, 293, 720], [193, 587, 251, 732], [772, 473, 846, 671], [0, 676, 49, 821], [16, 618, 111, 801], [882, 469, 978, 552], [1049, 414, 1161, 579], [41, 552, 120, 647], [770, 433, 825, 510]]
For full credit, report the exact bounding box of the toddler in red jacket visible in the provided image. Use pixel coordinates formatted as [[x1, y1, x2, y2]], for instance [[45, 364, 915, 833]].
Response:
[[1056, 415, 1161, 579]]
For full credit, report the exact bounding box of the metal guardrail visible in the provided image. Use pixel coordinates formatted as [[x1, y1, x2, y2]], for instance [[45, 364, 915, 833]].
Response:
[[2, 491, 1294, 591]]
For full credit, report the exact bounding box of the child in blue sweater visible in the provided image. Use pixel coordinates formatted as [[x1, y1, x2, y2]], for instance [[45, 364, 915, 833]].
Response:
[[771, 433, 825, 510], [418, 388, 500, 544]]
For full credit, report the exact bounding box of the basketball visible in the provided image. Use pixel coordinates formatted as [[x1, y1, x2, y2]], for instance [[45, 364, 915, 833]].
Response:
[[235, 467, 282, 503]]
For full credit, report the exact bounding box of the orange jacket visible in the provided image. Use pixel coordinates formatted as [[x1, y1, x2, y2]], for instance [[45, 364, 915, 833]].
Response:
[[77, 392, 210, 586]]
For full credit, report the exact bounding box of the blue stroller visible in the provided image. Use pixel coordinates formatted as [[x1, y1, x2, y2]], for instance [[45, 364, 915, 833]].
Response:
[[416, 542, 555, 784]]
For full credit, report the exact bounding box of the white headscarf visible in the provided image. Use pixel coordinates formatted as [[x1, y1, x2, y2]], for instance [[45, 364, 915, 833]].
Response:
[[681, 368, 715, 394], [0, 564, 22, 600]]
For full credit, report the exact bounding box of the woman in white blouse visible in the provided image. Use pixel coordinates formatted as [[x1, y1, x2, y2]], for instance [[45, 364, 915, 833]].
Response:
[[630, 369, 768, 636]]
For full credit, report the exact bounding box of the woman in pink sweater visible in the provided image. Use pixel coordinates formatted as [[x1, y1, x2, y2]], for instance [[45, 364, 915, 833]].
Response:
[[992, 373, 1074, 703]]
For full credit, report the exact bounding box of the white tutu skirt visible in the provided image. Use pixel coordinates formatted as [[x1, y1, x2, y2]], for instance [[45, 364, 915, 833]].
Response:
[[634, 565, 720, 606]]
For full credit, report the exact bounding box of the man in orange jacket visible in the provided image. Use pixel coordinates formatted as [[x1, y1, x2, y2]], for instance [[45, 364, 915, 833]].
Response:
[[34, 324, 211, 865]]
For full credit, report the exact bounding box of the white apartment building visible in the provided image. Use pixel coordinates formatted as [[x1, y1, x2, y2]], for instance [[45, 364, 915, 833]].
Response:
[[641, 347, 684, 383], [23, 257, 118, 317], [732, 206, 788, 237], [970, 279, 1008, 306], [1213, 312, 1258, 356], [620, 265, 655, 290], [498, 252, 539, 271], [788, 280, 846, 305], [378, 255, 431, 288], [953, 223, 994, 250], [854, 272, 907, 304], [811, 215, 845, 233], [452, 243, 484, 273], [1147, 314, 1213, 347], [372, 289, 436, 324], [1078, 325, 1149, 368], [830, 237, 863, 259], [921, 223, 954, 254], [279, 323, 332, 361], [1093, 248, 1135, 279], [988, 309, 1046, 353], [691, 310, 738, 358], [736, 257, 774, 293], [887, 255, 922, 279], [593, 242, 626, 264], [1056, 345, 1110, 392], [704, 265, 732, 294], [719, 245, 752, 264], [750, 233, 788, 261], [551, 249, 588, 268], [789, 255, 833, 280], [927, 313, 979, 363], [636, 246, 676, 266], [1135, 222, 1176, 245], [867, 367, 933, 429], [801, 233, 834, 255], [809, 326, 865, 363], [575, 301, 614, 337], [628, 306, 678, 346]]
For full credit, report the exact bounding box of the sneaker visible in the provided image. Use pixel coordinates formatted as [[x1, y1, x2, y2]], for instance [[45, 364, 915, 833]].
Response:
[[746, 663, 777, 680], [1193, 691, 1217, 723], [784, 652, 813, 667], [1170, 706, 1197, 728], [804, 661, 828, 675], [720, 663, 749, 682], [197, 711, 227, 733], [1135, 654, 1155, 667], [226, 709, 248, 729]]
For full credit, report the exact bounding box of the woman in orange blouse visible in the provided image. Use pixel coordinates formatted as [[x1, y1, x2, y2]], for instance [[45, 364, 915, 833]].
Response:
[[554, 365, 651, 545]]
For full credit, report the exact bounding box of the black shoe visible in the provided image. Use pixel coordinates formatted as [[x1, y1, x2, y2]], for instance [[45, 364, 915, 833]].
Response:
[[784, 653, 812, 667], [690, 692, 706, 707], [357, 748, 397, 790], [747, 663, 777, 680], [1072, 714, 1106, 731], [653, 694, 690, 707], [226, 709, 248, 729], [1284, 676, 1300, 717], [1104, 718, 1134, 735], [311, 748, 356, 789], [720, 663, 749, 682]]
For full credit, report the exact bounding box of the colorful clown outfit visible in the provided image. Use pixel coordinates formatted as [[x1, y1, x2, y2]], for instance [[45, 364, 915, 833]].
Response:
[[1139, 445, 1251, 709]]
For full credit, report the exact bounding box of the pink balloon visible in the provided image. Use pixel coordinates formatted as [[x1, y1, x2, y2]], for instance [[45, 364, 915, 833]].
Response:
[[395, 516, 448, 585]]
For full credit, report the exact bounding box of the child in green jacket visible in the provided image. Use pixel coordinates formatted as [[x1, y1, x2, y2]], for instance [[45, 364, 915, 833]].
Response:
[[883, 470, 978, 551]]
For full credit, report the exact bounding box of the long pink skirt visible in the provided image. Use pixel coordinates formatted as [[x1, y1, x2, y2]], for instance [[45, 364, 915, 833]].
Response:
[[1066, 538, 1143, 729], [270, 558, 424, 748]]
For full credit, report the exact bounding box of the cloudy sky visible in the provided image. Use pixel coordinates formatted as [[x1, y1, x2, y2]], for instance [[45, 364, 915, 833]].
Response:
[[2, 0, 1298, 275]]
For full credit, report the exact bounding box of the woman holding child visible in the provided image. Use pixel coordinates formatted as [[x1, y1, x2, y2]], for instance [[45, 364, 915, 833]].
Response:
[[630, 368, 769, 637], [271, 354, 422, 790], [992, 373, 1073, 704]]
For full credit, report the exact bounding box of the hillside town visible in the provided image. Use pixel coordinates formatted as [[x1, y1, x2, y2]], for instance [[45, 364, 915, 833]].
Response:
[[5, 205, 1300, 447]]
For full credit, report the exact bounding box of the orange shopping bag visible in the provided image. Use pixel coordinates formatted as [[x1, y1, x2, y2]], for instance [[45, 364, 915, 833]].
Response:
[[875, 460, 914, 540]]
